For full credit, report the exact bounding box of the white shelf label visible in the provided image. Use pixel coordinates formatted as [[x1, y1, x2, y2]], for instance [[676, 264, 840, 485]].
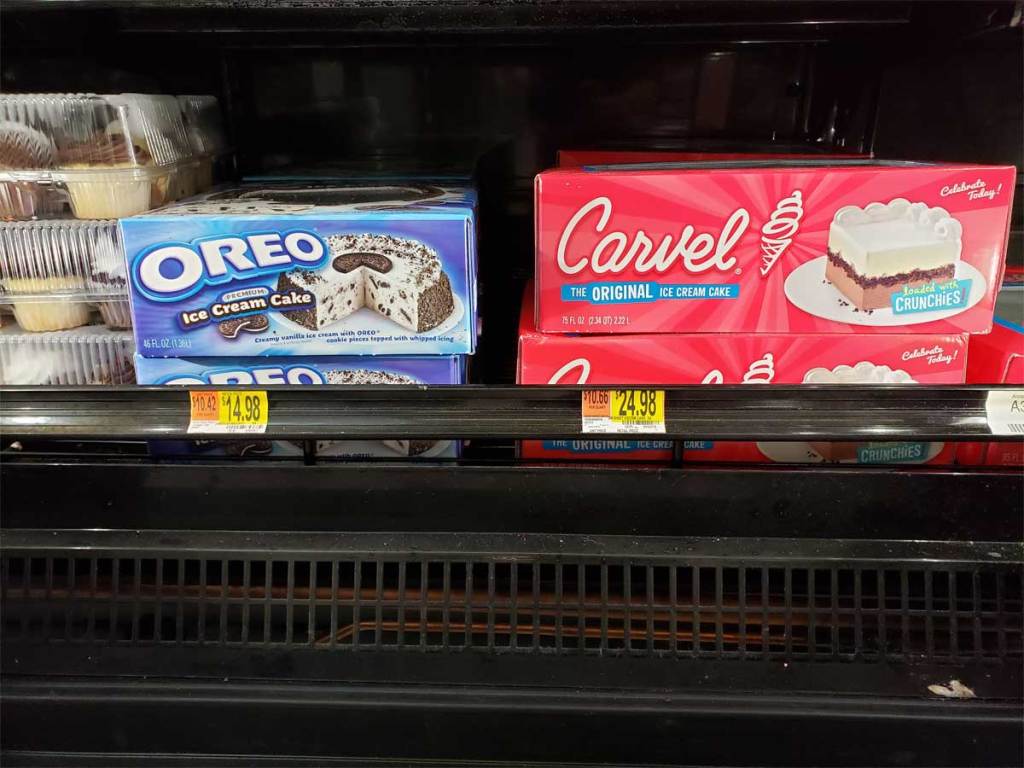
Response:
[[985, 389, 1024, 436]]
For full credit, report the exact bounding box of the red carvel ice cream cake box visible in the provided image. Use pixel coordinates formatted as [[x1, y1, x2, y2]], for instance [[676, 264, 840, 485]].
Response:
[[518, 284, 967, 465], [518, 286, 673, 462], [535, 160, 1015, 335], [556, 150, 869, 167]]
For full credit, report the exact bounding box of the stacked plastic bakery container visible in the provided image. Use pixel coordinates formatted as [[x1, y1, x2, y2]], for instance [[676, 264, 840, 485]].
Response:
[[518, 151, 1017, 465], [0, 92, 230, 387], [120, 180, 477, 459]]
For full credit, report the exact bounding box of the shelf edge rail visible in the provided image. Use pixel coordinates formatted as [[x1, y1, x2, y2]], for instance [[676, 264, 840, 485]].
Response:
[[0, 384, 1021, 441]]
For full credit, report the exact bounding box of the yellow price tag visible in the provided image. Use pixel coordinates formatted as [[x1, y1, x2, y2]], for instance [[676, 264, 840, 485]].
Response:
[[610, 389, 664, 424], [582, 389, 665, 434], [189, 390, 269, 434]]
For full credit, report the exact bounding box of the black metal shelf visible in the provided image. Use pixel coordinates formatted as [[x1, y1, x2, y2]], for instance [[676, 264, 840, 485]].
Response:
[[3, 523, 1022, 765], [2, 384, 1019, 441], [2, 672, 1018, 767], [2, 461, 1022, 542]]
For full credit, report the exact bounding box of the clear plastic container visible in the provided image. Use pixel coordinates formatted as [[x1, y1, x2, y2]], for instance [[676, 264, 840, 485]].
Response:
[[177, 95, 230, 191], [0, 93, 196, 219], [0, 219, 131, 330], [0, 322, 136, 385]]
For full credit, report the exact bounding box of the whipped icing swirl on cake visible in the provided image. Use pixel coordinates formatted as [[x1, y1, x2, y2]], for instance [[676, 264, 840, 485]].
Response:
[[828, 197, 962, 279], [802, 361, 916, 384]]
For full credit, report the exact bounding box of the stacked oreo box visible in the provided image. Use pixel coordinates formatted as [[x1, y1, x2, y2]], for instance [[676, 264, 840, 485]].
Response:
[[122, 182, 477, 458], [0, 93, 229, 386]]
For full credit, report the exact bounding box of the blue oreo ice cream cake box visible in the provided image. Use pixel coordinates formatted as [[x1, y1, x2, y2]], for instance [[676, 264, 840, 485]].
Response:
[[120, 183, 477, 358], [136, 354, 466, 459]]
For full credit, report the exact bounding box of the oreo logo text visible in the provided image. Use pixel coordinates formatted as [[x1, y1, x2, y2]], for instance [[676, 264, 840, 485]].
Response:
[[159, 365, 325, 386], [133, 230, 328, 302]]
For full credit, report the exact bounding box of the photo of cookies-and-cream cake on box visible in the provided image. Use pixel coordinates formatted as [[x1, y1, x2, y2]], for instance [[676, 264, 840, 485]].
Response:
[[825, 198, 962, 312], [276, 233, 454, 334], [317, 367, 440, 457], [121, 182, 477, 357], [134, 354, 465, 458]]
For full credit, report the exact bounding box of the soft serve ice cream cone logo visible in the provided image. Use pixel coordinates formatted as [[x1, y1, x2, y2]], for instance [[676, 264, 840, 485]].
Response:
[[701, 353, 777, 384], [758, 192, 804, 276]]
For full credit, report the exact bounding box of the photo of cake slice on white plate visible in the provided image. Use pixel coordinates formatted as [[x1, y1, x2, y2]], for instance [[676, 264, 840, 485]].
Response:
[[826, 198, 962, 311], [801, 361, 918, 461]]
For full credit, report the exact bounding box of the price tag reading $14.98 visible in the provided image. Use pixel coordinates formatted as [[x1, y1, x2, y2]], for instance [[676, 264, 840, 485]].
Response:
[[581, 389, 666, 434], [189, 390, 269, 434]]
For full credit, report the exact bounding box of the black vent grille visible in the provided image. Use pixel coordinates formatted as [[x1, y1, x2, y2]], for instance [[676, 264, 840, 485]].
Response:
[[4, 552, 1021, 663]]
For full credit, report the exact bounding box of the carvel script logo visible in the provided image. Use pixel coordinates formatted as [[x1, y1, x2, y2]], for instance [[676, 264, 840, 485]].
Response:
[[555, 193, 803, 279], [133, 230, 328, 303]]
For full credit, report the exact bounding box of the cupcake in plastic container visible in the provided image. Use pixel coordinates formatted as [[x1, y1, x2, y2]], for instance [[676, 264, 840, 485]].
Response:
[[0, 219, 129, 331], [0, 221, 92, 331], [0, 119, 60, 219], [64, 167, 154, 219], [112, 94, 194, 208], [0, 93, 195, 220], [88, 222, 132, 329], [178, 95, 229, 191], [6, 300, 91, 333], [0, 323, 136, 385]]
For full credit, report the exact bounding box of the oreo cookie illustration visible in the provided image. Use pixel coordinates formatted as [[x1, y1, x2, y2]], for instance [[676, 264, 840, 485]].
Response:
[[218, 314, 270, 339], [224, 440, 274, 457]]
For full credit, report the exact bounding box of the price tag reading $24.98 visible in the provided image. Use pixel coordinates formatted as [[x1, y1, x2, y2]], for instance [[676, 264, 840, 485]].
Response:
[[581, 389, 666, 434], [189, 390, 269, 434]]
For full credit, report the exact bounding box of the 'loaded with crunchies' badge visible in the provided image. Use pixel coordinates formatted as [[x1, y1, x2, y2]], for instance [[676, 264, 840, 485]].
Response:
[[121, 182, 477, 357], [535, 160, 1015, 334]]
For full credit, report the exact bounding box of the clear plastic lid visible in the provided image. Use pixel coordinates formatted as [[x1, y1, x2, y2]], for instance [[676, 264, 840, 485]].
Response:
[[177, 95, 228, 156], [0, 93, 214, 219], [0, 93, 194, 172], [0, 322, 136, 385], [0, 219, 127, 301]]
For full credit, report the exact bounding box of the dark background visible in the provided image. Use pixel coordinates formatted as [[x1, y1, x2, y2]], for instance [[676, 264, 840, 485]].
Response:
[[4, 0, 1021, 384]]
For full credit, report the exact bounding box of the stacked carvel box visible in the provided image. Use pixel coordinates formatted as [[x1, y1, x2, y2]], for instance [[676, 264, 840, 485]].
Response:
[[122, 181, 477, 458], [0, 93, 229, 386], [523, 156, 1016, 464], [958, 286, 1024, 467]]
